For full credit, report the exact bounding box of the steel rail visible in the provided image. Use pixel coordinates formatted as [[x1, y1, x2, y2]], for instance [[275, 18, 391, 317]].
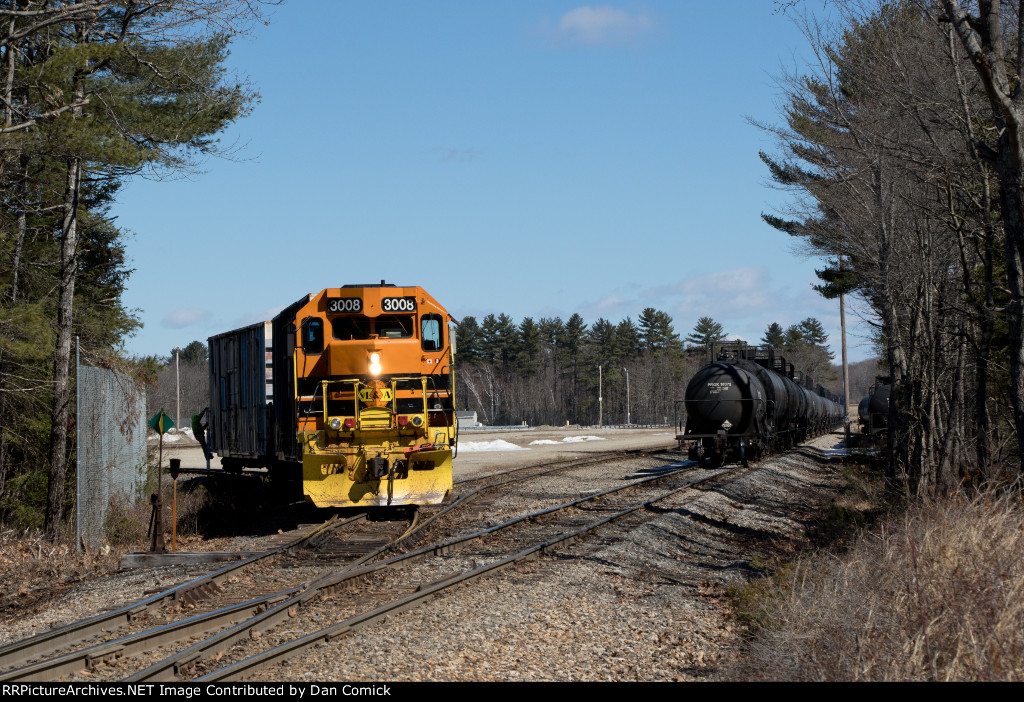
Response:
[[0, 590, 305, 681], [201, 466, 728, 681], [0, 513, 362, 675], [127, 458, 695, 681], [1, 449, 682, 682], [453, 446, 670, 486], [380, 447, 673, 557]]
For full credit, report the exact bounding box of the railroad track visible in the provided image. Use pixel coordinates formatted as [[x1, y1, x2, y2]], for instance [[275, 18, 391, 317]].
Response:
[[198, 456, 735, 681], [452, 445, 670, 489], [130, 452, 720, 681], [314, 447, 676, 567], [0, 514, 366, 677], [0, 445, 693, 682]]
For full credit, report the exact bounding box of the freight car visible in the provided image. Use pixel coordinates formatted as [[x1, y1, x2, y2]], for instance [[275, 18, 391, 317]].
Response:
[[675, 342, 843, 466], [858, 376, 891, 435], [207, 283, 457, 508]]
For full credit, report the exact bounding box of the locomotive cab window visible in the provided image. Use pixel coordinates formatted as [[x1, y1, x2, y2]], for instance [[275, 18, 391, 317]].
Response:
[[301, 317, 324, 354], [331, 317, 371, 341], [376, 315, 413, 339], [421, 314, 443, 351]]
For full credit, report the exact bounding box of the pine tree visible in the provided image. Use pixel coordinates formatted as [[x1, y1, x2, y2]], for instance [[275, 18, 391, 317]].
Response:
[[685, 317, 726, 348], [479, 313, 518, 368], [538, 317, 565, 352], [455, 316, 482, 364], [615, 317, 642, 357], [177, 341, 208, 366], [762, 322, 786, 348], [638, 308, 680, 351], [515, 317, 542, 376], [783, 324, 807, 349], [0, 2, 263, 535], [589, 318, 619, 364], [560, 314, 587, 419], [798, 318, 829, 347]]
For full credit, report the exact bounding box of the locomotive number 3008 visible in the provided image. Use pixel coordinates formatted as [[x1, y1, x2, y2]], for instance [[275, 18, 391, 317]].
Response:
[[327, 298, 362, 313], [382, 297, 417, 312]]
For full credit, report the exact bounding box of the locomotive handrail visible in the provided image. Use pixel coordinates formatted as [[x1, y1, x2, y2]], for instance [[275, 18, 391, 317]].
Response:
[[320, 376, 429, 424]]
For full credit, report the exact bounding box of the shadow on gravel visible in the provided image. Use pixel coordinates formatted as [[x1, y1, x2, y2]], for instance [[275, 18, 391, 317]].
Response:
[[664, 506, 784, 545], [626, 460, 694, 480], [175, 475, 368, 539]]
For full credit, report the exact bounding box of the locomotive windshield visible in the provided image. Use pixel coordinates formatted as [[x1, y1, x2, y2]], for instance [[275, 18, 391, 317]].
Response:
[[331, 317, 371, 340], [376, 315, 414, 338], [330, 315, 414, 340]]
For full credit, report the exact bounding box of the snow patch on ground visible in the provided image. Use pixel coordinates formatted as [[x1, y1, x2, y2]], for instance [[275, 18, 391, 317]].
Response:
[[529, 435, 607, 446], [147, 428, 196, 442], [457, 439, 528, 452]]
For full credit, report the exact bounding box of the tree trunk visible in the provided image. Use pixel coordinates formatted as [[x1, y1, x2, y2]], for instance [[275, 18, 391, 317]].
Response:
[[942, 0, 1024, 474], [44, 155, 81, 538], [975, 193, 997, 475], [0, 159, 29, 497], [994, 138, 1024, 475], [0, 8, 19, 500]]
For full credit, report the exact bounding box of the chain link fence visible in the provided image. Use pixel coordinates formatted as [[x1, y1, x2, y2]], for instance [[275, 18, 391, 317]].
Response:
[[76, 356, 147, 550]]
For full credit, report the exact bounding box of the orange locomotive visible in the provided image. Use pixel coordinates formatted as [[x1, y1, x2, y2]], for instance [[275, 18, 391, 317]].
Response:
[[208, 283, 457, 507]]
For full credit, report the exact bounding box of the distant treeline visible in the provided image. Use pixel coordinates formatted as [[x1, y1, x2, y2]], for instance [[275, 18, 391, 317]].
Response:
[[148, 313, 871, 438], [452, 309, 855, 426]]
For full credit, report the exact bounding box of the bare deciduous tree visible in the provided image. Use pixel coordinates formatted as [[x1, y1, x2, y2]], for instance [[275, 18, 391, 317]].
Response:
[[760, 1, 1013, 492]]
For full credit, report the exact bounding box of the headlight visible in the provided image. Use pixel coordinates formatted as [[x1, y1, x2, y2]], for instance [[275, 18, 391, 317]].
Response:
[[369, 352, 382, 375], [329, 417, 341, 430]]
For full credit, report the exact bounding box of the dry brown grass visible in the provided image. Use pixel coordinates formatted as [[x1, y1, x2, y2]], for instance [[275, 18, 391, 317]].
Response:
[[0, 527, 125, 616], [733, 490, 1024, 681], [0, 483, 227, 620]]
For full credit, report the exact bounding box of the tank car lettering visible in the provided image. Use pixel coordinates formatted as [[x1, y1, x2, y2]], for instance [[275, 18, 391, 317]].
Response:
[[707, 381, 732, 394], [381, 296, 416, 312], [327, 297, 363, 313]]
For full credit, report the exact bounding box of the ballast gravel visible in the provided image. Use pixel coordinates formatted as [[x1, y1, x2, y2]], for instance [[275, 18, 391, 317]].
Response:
[[1, 428, 848, 681], [254, 435, 847, 682]]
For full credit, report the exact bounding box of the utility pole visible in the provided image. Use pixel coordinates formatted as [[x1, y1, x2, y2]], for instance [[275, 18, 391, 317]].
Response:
[[623, 368, 630, 424], [598, 365, 603, 427], [840, 256, 851, 446], [175, 347, 180, 432]]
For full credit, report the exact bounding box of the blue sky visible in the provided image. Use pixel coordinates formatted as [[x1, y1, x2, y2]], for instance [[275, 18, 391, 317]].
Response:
[[114, 1, 875, 362]]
